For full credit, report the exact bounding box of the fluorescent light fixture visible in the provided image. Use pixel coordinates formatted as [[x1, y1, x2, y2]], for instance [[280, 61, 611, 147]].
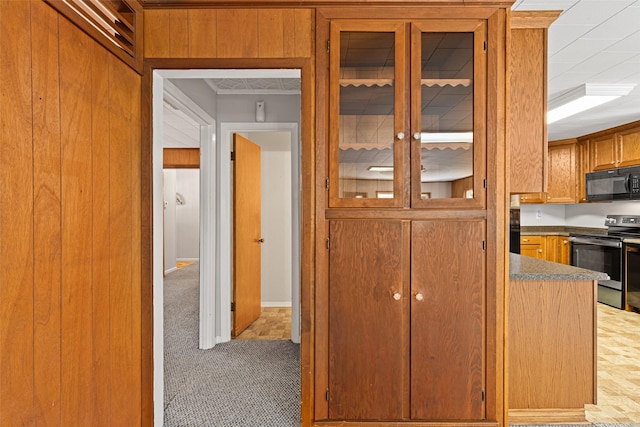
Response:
[[368, 166, 394, 172], [421, 132, 473, 143], [547, 83, 636, 124]]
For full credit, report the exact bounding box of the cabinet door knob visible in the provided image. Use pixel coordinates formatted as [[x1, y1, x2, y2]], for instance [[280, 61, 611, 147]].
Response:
[[523, 238, 529, 242], [396, 132, 405, 140], [393, 292, 401, 301], [257, 238, 265, 244], [415, 292, 424, 301], [563, 240, 568, 245], [538, 249, 543, 253], [413, 132, 421, 141]]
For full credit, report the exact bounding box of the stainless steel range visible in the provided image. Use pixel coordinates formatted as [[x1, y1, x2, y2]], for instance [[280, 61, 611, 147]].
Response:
[[570, 215, 640, 310]]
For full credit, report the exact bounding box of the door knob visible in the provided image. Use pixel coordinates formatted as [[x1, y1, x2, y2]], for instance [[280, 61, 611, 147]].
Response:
[[415, 292, 424, 301], [393, 292, 401, 301], [257, 238, 265, 244], [413, 132, 421, 141]]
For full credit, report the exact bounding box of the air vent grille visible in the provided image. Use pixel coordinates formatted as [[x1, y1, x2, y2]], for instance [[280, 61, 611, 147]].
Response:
[[46, 0, 143, 73]]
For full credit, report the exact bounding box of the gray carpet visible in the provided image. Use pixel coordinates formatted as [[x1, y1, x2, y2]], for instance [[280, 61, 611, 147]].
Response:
[[164, 262, 301, 427]]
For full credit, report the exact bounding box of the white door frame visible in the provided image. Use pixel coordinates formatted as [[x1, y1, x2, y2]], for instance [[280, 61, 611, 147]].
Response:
[[220, 123, 301, 344], [152, 69, 302, 426]]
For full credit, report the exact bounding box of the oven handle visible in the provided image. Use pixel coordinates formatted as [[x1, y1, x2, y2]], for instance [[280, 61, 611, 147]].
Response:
[[569, 236, 622, 248]]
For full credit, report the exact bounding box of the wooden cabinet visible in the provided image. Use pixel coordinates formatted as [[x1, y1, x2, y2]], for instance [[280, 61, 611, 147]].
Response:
[[546, 139, 576, 203], [590, 123, 640, 170], [328, 219, 485, 421], [576, 139, 590, 202], [519, 193, 546, 204], [521, 234, 570, 264], [509, 11, 560, 194], [520, 235, 545, 259], [328, 19, 485, 209]]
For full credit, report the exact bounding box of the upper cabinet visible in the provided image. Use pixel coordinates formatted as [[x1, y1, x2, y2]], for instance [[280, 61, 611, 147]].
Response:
[[546, 139, 577, 203], [329, 19, 486, 209], [590, 123, 640, 170], [509, 11, 560, 194]]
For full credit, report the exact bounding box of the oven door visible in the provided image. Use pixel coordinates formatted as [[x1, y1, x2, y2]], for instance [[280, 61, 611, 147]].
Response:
[[625, 243, 640, 310], [570, 235, 623, 308]]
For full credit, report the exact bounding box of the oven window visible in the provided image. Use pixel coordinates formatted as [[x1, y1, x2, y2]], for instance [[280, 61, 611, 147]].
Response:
[[571, 243, 621, 285]]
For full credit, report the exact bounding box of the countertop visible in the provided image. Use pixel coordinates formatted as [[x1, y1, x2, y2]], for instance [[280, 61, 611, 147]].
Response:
[[509, 253, 610, 281], [520, 226, 606, 236]]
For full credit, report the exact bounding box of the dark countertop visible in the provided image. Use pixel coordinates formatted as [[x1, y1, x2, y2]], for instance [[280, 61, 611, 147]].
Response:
[[520, 226, 606, 236], [509, 253, 609, 281]]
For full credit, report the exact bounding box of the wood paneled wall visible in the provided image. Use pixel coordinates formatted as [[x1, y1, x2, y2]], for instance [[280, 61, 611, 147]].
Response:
[[143, 8, 313, 58], [0, 0, 142, 425]]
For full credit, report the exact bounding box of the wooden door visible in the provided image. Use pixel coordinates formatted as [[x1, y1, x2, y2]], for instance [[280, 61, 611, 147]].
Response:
[[328, 220, 409, 420], [617, 127, 640, 167], [410, 220, 485, 420], [232, 134, 262, 336], [546, 141, 576, 204], [590, 134, 617, 170]]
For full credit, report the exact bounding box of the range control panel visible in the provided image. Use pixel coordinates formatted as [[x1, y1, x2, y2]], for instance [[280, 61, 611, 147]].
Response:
[[606, 215, 640, 227]]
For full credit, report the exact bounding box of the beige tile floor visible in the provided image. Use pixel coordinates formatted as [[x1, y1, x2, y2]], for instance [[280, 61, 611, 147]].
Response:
[[235, 307, 292, 340], [585, 303, 640, 423]]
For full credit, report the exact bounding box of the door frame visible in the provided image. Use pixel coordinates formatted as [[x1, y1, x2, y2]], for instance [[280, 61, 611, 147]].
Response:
[[141, 58, 314, 427], [221, 123, 301, 344]]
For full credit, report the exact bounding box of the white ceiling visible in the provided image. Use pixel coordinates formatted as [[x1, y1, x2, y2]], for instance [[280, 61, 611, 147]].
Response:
[[513, 0, 640, 140]]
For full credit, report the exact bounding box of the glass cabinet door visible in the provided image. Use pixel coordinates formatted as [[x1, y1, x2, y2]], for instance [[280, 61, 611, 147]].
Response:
[[329, 21, 407, 207], [410, 21, 486, 208]]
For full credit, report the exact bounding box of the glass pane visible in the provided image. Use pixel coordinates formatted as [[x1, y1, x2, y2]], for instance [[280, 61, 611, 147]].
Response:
[[419, 32, 473, 199], [339, 31, 395, 199]]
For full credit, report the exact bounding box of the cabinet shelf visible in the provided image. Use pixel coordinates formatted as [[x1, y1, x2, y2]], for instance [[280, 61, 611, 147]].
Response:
[[339, 78, 471, 88]]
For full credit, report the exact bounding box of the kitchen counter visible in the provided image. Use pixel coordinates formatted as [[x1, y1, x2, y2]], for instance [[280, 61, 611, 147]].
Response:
[[520, 226, 606, 236], [509, 253, 605, 424], [509, 253, 609, 281]]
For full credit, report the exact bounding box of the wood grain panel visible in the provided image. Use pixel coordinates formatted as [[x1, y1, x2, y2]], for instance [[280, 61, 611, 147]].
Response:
[[188, 9, 218, 58], [618, 126, 640, 167], [163, 148, 200, 168], [283, 10, 296, 57], [294, 9, 313, 58], [258, 10, 284, 57], [143, 9, 170, 57], [169, 9, 189, 57], [509, 27, 545, 193], [217, 9, 258, 58], [547, 140, 576, 203], [91, 44, 112, 426], [59, 18, 95, 424], [509, 280, 596, 410], [0, 0, 35, 423], [590, 133, 617, 171], [328, 220, 408, 421], [411, 220, 484, 420], [109, 53, 139, 425], [129, 66, 143, 427], [31, 1, 62, 423]]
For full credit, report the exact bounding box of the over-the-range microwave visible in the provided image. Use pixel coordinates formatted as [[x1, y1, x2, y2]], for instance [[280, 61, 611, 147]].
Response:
[[586, 166, 640, 201]]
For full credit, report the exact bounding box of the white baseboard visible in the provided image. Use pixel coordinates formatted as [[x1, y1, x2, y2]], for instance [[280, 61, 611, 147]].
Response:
[[164, 267, 178, 275], [261, 301, 292, 308], [177, 257, 199, 262]]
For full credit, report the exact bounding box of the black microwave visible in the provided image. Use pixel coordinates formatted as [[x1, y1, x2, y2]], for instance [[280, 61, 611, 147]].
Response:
[[586, 166, 640, 201]]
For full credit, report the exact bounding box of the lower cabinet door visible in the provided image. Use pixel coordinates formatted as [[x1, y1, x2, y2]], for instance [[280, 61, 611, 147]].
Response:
[[328, 220, 409, 420], [410, 220, 485, 420]]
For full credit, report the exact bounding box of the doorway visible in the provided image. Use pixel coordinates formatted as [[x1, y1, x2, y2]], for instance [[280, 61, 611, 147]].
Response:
[[151, 68, 303, 425]]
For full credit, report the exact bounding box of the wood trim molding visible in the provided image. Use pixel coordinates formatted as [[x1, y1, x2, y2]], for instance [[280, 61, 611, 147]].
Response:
[[163, 148, 200, 168], [577, 119, 640, 142], [139, 0, 514, 9], [510, 10, 561, 29]]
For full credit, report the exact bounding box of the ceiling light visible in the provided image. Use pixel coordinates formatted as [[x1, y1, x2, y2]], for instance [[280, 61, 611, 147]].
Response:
[[421, 132, 473, 143], [547, 83, 636, 124], [368, 166, 394, 172]]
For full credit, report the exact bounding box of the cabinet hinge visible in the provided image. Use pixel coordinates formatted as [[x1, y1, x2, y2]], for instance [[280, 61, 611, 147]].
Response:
[[482, 240, 486, 251], [482, 389, 485, 401], [327, 40, 330, 53], [326, 237, 330, 250], [231, 302, 236, 312], [326, 389, 330, 401], [483, 178, 487, 189], [483, 40, 487, 52], [231, 151, 235, 161], [325, 177, 330, 190]]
